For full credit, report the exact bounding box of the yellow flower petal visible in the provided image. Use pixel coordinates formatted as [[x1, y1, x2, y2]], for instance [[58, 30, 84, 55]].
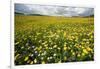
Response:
[[24, 56, 29, 61], [42, 61, 45, 64]]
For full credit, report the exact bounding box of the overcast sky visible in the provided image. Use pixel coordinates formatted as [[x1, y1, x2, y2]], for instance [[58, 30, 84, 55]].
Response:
[[15, 4, 94, 17]]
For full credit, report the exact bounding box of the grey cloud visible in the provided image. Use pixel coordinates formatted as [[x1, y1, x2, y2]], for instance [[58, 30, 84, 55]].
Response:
[[15, 4, 94, 17]]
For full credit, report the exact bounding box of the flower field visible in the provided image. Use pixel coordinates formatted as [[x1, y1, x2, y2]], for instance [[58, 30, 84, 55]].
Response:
[[15, 15, 94, 65]]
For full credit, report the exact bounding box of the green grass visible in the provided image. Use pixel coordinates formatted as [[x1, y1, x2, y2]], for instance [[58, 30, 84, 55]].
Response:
[[15, 15, 94, 65]]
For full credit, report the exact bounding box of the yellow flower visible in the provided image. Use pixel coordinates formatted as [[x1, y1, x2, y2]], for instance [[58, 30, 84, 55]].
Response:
[[64, 44, 66, 47], [28, 47, 30, 49], [91, 35, 93, 39], [34, 59, 37, 63], [58, 47, 61, 50], [72, 52, 75, 55], [15, 42, 19, 45], [82, 53, 85, 56], [34, 47, 37, 51], [82, 46, 84, 49], [64, 56, 67, 61], [27, 60, 31, 63], [39, 50, 42, 53], [15, 54, 20, 60], [68, 47, 71, 50], [75, 46, 79, 48], [77, 54, 81, 57], [64, 46, 67, 51], [53, 45, 57, 48], [24, 56, 29, 61], [36, 32, 41, 35], [44, 44, 48, 47], [58, 60, 61, 63], [42, 61, 45, 64], [30, 61, 33, 64], [57, 30, 60, 33], [46, 47, 48, 49], [87, 47, 92, 52], [63, 32, 67, 37], [56, 35, 59, 38], [71, 50, 73, 53], [83, 49, 88, 54], [21, 46, 24, 49], [53, 53, 56, 56], [39, 40, 42, 43], [38, 46, 42, 51]]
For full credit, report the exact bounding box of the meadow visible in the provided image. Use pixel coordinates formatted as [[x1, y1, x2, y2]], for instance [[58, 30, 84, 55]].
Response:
[[15, 15, 94, 65]]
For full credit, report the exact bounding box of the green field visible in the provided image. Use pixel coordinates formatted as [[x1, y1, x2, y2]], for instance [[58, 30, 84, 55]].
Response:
[[15, 15, 94, 65]]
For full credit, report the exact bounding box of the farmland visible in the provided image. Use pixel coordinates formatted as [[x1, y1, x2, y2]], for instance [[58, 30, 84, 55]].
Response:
[[15, 15, 94, 65]]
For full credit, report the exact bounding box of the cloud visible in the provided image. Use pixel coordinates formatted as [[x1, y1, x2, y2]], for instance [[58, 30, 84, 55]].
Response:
[[15, 4, 94, 17]]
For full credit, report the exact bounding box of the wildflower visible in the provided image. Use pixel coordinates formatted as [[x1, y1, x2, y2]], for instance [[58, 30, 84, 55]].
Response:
[[32, 45, 35, 48], [30, 61, 33, 64], [82, 46, 84, 49], [63, 32, 67, 37], [57, 30, 60, 33], [47, 57, 50, 60], [87, 47, 92, 52], [72, 52, 75, 55], [77, 54, 81, 57], [64, 44, 66, 47], [28, 47, 30, 49], [29, 35, 32, 38], [46, 47, 48, 49], [58, 60, 61, 63], [83, 49, 88, 54], [53, 53, 56, 56], [15, 54, 20, 60], [64, 56, 67, 61], [44, 44, 48, 47], [63, 46, 67, 51], [36, 32, 41, 35], [38, 54, 40, 56], [42, 61, 45, 64], [21, 46, 24, 49], [24, 56, 29, 61], [41, 53, 44, 56], [49, 47, 52, 50], [41, 57, 44, 60], [39, 40, 42, 43], [38, 46, 42, 51], [27, 60, 31, 63], [43, 51, 47, 55], [58, 47, 61, 50], [31, 54, 34, 57], [15, 42, 19, 45], [34, 59, 37, 63], [82, 53, 85, 56], [50, 57, 53, 59], [91, 35, 93, 39], [56, 35, 59, 38], [53, 45, 57, 48], [35, 51, 38, 54], [34, 47, 37, 51]]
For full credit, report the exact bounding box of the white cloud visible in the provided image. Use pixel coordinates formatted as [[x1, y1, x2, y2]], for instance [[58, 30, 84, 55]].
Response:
[[74, 8, 86, 14], [15, 4, 94, 17]]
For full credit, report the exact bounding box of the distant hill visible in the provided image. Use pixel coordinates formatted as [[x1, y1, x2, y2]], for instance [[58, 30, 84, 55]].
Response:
[[28, 14, 45, 16], [15, 12, 24, 15], [15, 12, 94, 17], [89, 15, 94, 17], [15, 12, 46, 16], [71, 14, 94, 18], [83, 14, 94, 17]]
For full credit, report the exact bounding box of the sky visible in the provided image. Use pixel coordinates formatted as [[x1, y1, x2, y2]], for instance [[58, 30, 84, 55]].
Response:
[[15, 3, 94, 17]]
